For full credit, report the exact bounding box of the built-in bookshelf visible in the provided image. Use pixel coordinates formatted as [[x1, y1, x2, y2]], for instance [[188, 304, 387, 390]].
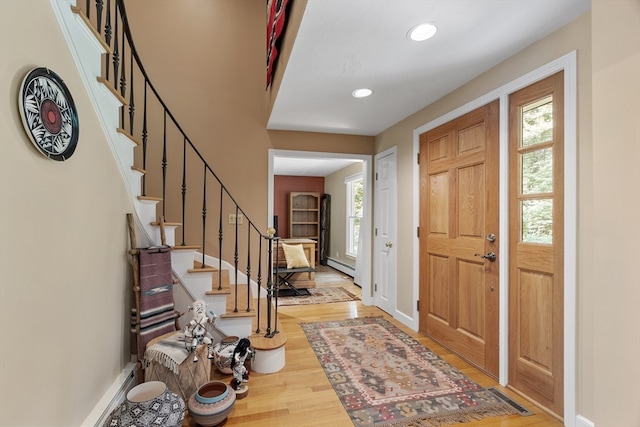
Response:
[[289, 192, 320, 242]]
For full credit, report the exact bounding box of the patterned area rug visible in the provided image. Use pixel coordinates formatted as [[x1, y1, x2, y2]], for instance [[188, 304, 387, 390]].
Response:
[[278, 287, 360, 306], [301, 317, 518, 426]]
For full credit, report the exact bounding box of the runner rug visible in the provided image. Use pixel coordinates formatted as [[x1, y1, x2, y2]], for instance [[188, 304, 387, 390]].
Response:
[[278, 287, 360, 306], [301, 317, 518, 426]]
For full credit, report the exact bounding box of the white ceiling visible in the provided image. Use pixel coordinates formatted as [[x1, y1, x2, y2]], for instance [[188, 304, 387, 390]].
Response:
[[268, 0, 591, 139], [274, 156, 362, 177]]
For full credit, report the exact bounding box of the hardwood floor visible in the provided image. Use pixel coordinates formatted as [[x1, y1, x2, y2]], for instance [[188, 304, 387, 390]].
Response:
[[184, 266, 563, 427]]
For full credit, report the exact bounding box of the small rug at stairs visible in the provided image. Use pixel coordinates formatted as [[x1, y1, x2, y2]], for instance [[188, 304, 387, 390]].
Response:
[[278, 287, 360, 306], [301, 317, 518, 426]]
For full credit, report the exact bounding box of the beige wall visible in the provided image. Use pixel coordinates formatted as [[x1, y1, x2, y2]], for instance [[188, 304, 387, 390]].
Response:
[[268, 130, 374, 155], [0, 1, 133, 425], [324, 162, 364, 268], [376, 4, 640, 424], [590, 1, 640, 425]]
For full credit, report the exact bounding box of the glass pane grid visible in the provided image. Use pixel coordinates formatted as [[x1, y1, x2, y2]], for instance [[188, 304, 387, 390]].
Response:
[[520, 199, 553, 244], [521, 96, 553, 148], [518, 95, 555, 245], [521, 147, 553, 195]]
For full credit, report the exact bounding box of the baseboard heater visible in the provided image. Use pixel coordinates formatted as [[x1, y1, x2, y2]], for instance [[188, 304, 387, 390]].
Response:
[[486, 387, 534, 416], [326, 258, 356, 278], [82, 362, 137, 426]]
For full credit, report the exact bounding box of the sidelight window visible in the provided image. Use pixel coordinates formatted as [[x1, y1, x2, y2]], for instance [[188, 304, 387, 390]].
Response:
[[519, 96, 554, 244]]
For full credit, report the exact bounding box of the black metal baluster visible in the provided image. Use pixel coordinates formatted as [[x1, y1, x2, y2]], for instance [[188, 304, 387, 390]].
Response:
[[119, 30, 127, 127], [104, 0, 111, 81], [255, 237, 263, 333], [272, 236, 279, 335], [128, 51, 134, 134], [245, 224, 251, 312], [180, 137, 187, 246], [112, 4, 119, 93], [233, 205, 239, 313], [265, 236, 274, 337], [217, 186, 223, 290], [141, 80, 148, 196], [86, 0, 90, 19], [201, 167, 207, 268], [161, 111, 167, 219], [96, 0, 104, 34]]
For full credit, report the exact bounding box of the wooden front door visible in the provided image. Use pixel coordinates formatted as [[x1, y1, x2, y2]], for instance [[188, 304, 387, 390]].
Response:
[[418, 100, 500, 376], [508, 72, 564, 417]]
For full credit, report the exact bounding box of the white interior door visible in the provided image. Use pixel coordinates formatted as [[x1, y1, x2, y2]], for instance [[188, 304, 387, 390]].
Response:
[[374, 149, 397, 315]]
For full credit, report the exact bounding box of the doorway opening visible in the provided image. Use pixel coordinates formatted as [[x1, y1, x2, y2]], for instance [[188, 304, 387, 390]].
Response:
[[268, 149, 374, 305]]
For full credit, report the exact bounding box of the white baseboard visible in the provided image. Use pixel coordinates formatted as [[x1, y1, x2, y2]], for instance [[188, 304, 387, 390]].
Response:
[[326, 258, 356, 277], [576, 415, 595, 427], [82, 362, 137, 427]]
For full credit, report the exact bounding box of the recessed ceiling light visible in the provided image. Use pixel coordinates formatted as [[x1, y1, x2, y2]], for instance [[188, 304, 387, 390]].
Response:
[[408, 23, 437, 41], [352, 88, 372, 98]]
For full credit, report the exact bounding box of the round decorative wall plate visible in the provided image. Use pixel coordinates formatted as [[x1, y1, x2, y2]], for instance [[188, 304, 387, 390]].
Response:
[[18, 67, 79, 161]]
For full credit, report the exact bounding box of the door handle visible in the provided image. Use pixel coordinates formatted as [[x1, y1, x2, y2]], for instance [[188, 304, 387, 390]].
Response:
[[385, 242, 393, 248], [475, 252, 496, 262]]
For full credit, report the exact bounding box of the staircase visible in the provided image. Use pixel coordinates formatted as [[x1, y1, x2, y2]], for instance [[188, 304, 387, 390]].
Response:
[[51, 0, 285, 373]]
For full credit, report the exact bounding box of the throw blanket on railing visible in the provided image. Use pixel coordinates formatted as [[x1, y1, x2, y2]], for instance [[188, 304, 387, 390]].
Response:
[[144, 331, 189, 374], [133, 246, 176, 357]]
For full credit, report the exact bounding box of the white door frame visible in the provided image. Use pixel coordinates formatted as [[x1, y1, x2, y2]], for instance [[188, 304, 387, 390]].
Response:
[[373, 147, 398, 315], [412, 51, 577, 425], [268, 149, 374, 305]]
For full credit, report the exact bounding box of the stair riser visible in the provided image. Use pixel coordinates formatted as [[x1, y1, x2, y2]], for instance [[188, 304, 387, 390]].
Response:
[[213, 316, 253, 339], [177, 272, 214, 297], [152, 225, 177, 247], [171, 250, 198, 274], [135, 199, 160, 239], [202, 295, 227, 320], [252, 347, 286, 374]]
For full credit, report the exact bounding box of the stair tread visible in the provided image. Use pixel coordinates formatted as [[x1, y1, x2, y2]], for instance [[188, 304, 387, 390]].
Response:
[[151, 221, 181, 227], [206, 283, 231, 295], [188, 266, 217, 273], [249, 331, 287, 351], [172, 245, 201, 251], [194, 260, 214, 268], [248, 291, 287, 350], [71, 6, 112, 53], [116, 128, 140, 145], [137, 195, 163, 202]]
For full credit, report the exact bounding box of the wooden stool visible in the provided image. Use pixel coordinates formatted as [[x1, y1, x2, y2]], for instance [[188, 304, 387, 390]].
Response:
[[144, 332, 212, 402]]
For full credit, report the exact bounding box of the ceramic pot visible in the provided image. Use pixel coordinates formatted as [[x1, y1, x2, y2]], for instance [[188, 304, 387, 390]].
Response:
[[188, 381, 236, 426], [212, 336, 239, 374], [106, 381, 185, 427]]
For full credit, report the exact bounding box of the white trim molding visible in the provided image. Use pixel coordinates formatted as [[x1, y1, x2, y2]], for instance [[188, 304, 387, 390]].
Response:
[[268, 149, 373, 305]]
